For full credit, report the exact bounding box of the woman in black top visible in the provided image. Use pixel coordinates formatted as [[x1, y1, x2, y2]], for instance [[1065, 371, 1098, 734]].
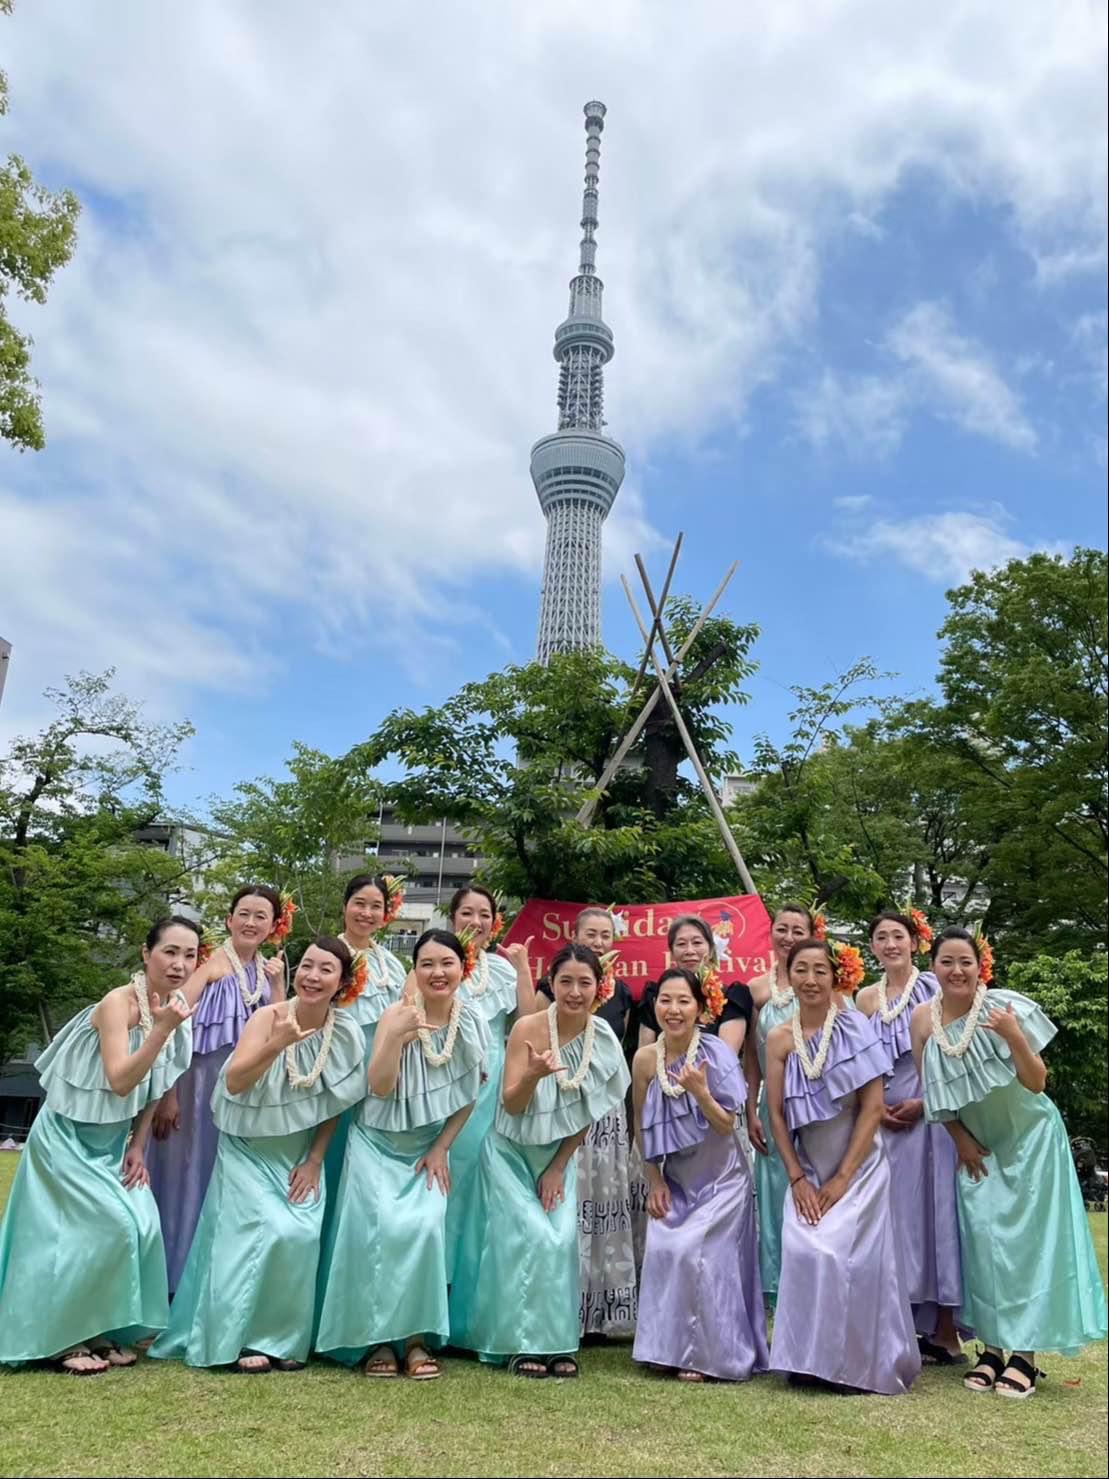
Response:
[[635, 914, 754, 1059], [537, 907, 637, 1339]]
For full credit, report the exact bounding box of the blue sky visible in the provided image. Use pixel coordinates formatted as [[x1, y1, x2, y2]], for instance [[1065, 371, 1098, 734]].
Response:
[[1, 1, 1105, 814]]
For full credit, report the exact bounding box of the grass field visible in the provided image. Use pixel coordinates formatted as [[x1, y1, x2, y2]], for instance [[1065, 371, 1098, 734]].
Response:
[[1, 1153, 1106, 1479]]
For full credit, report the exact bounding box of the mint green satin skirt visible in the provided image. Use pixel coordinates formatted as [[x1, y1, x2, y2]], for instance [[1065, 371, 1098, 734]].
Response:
[[315, 1121, 450, 1363], [755, 1095, 789, 1301], [150, 1127, 322, 1367], [449, 1130, 579, 1362], [0, 1110, 168, 1364], [444, 1030, 504, 1282]]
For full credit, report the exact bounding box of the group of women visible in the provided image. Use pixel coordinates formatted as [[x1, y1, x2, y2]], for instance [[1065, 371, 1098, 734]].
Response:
[[0, 883, 1104, 1398]]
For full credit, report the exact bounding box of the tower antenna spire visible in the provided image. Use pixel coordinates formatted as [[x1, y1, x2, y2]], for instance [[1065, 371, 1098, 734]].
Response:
[[533, 102, 626, 663]]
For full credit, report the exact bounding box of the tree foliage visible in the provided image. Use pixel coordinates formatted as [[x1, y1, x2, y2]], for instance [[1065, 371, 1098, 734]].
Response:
[[1005, 951, 1108, 1143], [0, 1, 81, 450]]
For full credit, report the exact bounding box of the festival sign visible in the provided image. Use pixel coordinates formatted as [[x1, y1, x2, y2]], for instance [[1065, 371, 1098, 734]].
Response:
[[502, 894, 774, 1000]]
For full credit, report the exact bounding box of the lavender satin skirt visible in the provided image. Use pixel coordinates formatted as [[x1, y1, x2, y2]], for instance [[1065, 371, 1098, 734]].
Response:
[[633, 1129, 768, 1381], [882, 1052, 963, 1335], [770, 1096, 921, 1395], [148, 1046, 230, 1295]]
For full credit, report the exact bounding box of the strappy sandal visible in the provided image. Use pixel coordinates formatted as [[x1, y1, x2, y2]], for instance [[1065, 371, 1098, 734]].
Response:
[[547, 1356, 579, 1379], [918, 1336, 967, 1366], [507, 1354, 548, 1378], [995, 1354, 1045, 1400], [363, 1345, 399, 1378], [963, 1347, 1007, 1393], [272, 1359, 306, 1372], [55, 1345, 110, 1376], [87, 1339, 138, 1368], [404, 1344, 441, 1381], [236, 1351, 271, 1374]]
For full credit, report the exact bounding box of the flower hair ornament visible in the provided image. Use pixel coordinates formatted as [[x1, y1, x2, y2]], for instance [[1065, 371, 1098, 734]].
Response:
[[972, 924, 995, 985], [894, 902, 934, 957], [488, 910, 506, 945], [268, 892, 298, 945], [696, 960, 727, 1024], [379, 875, 406, 931], [335, 950, 369, 1008], [592, 950, 619, 1014], [810, 911, 828, 942], [828, 938, 865, 995], [456, 926, 481, 981]]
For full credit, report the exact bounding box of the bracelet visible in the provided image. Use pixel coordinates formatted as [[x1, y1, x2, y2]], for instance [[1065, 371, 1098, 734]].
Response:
[[789, 1173, 806, 1186]]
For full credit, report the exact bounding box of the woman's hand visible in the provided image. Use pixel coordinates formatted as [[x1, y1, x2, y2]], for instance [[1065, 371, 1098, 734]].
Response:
[[816, 1172, 848, 1214], [983, 1002, 1023, 1048], [149, 990, 193, 1037], [273, 1007, 317, 1050], [646, 1178, 672, 1220], [503, 937, 534, 969], [415, 1145, 451, 1196], [791, 1176, 823, 1226], [955, 1134, 991, 1183], [747, 1101, 768, 1155], [537, 1165, 567, 1214], [262, 953, 285, 988], [288, 1158, 322, 1205], [675, 1060, 709, 1102], [887, 1097, 924, 1128], [382, 1001, 427, 1046], [120, 1143, 150, 1190], [525, 1042, 565, 1080], [151, 1090, 181, 1141]]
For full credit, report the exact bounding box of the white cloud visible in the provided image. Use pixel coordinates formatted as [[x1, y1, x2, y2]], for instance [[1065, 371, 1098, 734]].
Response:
[[829, 507, 1058, 585], [0, 0, 1103, 730], [834, 494, 873, 512], [796, 373, 908, 459], [887, 302, 1037, 451]]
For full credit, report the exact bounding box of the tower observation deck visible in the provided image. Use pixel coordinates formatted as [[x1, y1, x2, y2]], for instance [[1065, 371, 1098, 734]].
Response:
[[533, 101, 625, 664]]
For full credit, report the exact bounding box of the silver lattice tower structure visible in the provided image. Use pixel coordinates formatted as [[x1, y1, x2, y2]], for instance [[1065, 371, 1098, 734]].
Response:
[[533, 101, 626, 663]]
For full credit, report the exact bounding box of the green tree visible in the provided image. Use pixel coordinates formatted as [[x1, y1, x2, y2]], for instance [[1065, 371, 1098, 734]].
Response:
[[354, 602, 759, 904], [0, 0, 81, 450], [201, 743, 385, 942], [1005, 951, 1108, 1146], [0, 671, 194, 1063]]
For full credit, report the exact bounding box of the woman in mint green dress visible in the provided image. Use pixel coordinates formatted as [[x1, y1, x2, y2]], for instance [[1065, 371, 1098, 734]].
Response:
[[443, 886, 536, 1279], [315, 929, 488, 1379], [744, 903, 815, 1302], [449, 944, 631, 1378], [913, 926, 1108, 1399], [0, 917, 201, 1373], [151, 937, 365, 1374]]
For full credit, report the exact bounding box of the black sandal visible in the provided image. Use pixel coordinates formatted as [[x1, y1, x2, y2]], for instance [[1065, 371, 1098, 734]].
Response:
[[547, 1356, 579, 1379], [508, 1355, 548, 1379], [918, 1337, 966, 1366], [995, 1353, 1044, 1400], [963, 1347, 1007, 1393]]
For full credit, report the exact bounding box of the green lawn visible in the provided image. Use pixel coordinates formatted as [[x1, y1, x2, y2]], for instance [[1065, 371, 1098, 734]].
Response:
[[0, 1153, 1106, 1479]]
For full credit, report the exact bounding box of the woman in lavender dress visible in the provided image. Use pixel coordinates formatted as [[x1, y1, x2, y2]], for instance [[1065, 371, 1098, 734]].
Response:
[[632, 968, 768, 1383], [766, 939, 920, 1396], [856, 911, 965, 1363], [148, 884, 285, 1293]]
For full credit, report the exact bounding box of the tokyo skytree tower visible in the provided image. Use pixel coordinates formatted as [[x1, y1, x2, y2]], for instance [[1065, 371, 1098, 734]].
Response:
[[533, 101, 626, 664]]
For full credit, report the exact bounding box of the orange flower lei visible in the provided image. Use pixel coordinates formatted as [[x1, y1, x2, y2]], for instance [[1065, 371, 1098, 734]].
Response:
[[696, 961, 727, 1023], [811, 912, 828, 941], [268, 893, 297, 944], [829, 940, 865, 995], [974, 928, 995, 985], [380, 875, 406, 929], [488, 911, 506, 944], [457, 926, 481, 981], [592, 950, 619, 1013], [336, 950, 369, 1007]]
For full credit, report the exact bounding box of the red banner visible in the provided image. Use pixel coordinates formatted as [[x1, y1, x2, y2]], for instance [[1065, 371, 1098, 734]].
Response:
[[503, 894, 773, 1002]]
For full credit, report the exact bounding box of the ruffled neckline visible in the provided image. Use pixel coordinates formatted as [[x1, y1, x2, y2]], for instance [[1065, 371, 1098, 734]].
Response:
[[782, 1008, 892, 1132], [360, 1002, 489, 1132], [460, 950, 517, 1024], [495, 1016, 630, 1146], [922, 988, 1056, 1121], [641, 1033, 744, 1162], [872, 970, 939, 1063], [211, 1010, 365, 1137], [36, 999, 194, 1125]]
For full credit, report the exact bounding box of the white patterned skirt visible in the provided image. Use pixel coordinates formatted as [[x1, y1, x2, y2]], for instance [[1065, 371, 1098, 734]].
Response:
[[576, 1103, 639, 1336]]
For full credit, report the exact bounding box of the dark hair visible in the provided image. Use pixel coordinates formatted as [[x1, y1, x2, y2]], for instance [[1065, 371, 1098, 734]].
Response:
[[574, 907, 614, 938], [549, 943, 603, 983], [145, 915, 203, 952], [786, 938, 835, 972], [413, 928, 466, 968], [930, 926, 981, 962], [868, 910, 918, 943], [343, 873, 392, 907], [667, 914, 715, 955], [775, 903, 815, 931], [229, 884, 282, 922], [656, 966, 707, 1011], [302, 934, 354, 984], [447, 885, 497, 925]]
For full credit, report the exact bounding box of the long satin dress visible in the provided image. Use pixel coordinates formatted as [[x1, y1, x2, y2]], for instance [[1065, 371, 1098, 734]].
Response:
[[0, 997, 193, 1364], [449, 1017, 631, 1363], [314, 1005, 488, 1363], [753, 991, 797, 1302], [150, 1011, 364, 1368], [922, 988, 1107, 1355], [148, 956, 271, 1293], [443, 949, 518, 1280], [770, 1010, 921, 1395], [632, 1034, 768, 1381], [871, 970, 964, 1337]]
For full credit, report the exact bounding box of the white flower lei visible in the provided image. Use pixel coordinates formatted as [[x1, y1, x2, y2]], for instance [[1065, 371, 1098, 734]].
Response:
[[464, 948, 492, 998], [224, 940, 265, 1010], [283, 996, 336, 1089], [791, 1002, 838, 1081], [415, 991, 463, 1067], [130, 970, 153, 1037], [654, 1027, 702, 1099], [547, 1001, 596, 1093], [340, 934, 393, 992], [930, 982, 989, 1059], [876, 966, 920, 1024], [767, 958, 794, 1010]]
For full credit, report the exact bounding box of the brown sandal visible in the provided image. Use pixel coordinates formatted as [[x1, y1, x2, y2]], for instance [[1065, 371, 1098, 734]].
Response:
[[56, 1345, 110, 1376], [404, 1344, 441, 1380], [364, 1345, 399, 1378], [88, 1339, 137, 1367]]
